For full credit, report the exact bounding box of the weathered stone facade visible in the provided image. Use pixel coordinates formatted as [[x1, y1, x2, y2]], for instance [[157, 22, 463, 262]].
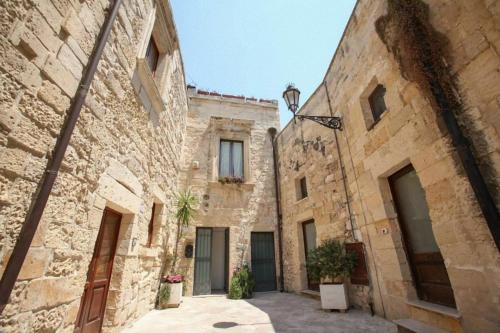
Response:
[[276, 0, 500, 332], [177, 87, 280, 295], [0, 0, 188, 332], [1, 0, 499, 332]]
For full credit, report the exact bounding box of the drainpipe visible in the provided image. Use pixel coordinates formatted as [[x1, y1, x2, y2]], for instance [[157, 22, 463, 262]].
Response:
[[268, 128, 285, 292], [0, 0, 123, 315], [323, 80, 387, 318], [323, 81, 356, 241]]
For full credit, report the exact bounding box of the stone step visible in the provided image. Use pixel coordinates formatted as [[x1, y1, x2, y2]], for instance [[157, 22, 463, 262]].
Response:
[[406, 300, 461, 332], [300, 289, 321, 300], [394, 319, 450, 333]]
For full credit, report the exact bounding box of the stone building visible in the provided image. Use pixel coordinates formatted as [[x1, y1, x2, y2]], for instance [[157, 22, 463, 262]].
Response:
[[0, 0, 499, 333], [276, 0, 500, 332], [177, 87, 281, 296], [0, 0, 189, 332]]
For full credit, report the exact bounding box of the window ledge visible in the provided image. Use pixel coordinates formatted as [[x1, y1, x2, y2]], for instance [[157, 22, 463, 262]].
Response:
[[136, 58, 165, 114], [208, 181, 255, 190], [295, 196, 309, 204], [406, 299, 461, 319]]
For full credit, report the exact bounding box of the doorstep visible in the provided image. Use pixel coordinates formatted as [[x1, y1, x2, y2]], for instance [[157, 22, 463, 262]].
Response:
[[406, 300, 462, 333], [394, 319, 449, 333], [406, 300, 461, 319]]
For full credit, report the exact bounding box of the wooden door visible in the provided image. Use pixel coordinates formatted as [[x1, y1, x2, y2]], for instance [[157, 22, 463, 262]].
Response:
[[193, 228, 212, 295], [389, 165, 456, 308], [251, 232, 277, 292], [75, 208, 121, 333], [302, 220, 319, 291]]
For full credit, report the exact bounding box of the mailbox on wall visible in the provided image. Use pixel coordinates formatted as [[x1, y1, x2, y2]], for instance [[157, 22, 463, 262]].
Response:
[[185, 244, 193, 258]]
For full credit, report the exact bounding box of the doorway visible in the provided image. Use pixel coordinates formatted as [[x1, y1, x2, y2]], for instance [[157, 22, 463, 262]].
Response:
[[75, 208, 122, 333], [389, 165, 456, 308], [193, 227, 229, 295], [251, 232, 277, 292], [302, 220, 319, 291]]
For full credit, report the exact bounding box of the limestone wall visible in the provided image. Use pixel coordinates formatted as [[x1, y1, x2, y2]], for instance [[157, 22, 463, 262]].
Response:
[[0, 1, 188, 332], [178, 88, 280, 295], [277, 0, 500, 332]]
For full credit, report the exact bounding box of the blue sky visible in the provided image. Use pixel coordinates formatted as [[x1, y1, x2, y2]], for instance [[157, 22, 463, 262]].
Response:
[[170, 0, 356, 128]]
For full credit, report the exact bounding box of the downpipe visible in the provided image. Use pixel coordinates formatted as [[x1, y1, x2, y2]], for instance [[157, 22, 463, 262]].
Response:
[[0, 0, 123, 315]]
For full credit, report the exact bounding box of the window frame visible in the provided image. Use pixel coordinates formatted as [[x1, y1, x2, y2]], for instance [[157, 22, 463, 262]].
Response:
[[296, 176, 308, 201], [145, 36, 160, 77], [134, 1, 175, 115], [218, 139, 244, 180], [299, 177, 308, 199], [368, 84, 387, 124]]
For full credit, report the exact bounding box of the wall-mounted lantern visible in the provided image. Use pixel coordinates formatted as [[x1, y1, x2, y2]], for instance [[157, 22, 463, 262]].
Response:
[[283, 83, 343, 130]]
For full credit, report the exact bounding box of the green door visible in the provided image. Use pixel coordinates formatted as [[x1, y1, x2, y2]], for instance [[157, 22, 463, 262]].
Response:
[[251, 232, 277, 292], [194, 228, 212, 295]]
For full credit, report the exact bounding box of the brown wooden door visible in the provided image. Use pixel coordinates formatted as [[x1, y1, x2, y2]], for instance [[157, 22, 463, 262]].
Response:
[[389, 165, 456, 308], [75, 209, 122, 333], [302, 220, 319, 291]]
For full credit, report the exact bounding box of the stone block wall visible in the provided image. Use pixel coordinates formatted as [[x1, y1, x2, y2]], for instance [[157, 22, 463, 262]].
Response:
[[277, 0, 500, 332], [177, 88, 280, 295], [0, 1, 188, 332]]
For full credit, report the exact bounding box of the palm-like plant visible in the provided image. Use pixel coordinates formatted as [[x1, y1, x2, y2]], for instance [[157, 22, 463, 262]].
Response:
[[170, 189, 197, 273]]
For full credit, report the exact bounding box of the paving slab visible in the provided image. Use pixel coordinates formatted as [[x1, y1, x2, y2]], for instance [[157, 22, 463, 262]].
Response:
[[122, 292, 396, 333]]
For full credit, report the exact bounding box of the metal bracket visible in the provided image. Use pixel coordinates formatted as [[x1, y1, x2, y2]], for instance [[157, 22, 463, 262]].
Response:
[[295, 115, 343, 130]]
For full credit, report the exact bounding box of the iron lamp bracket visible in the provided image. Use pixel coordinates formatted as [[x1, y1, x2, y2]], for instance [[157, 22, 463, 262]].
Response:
[[294, 114, 343, 130]]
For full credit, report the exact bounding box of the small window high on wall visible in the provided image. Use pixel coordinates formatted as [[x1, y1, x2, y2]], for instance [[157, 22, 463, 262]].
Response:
[[368, 84, 387, 123], [147, 203, 156, 247], [219, 140, 244, 179], [145, 37, 160, 77], [296, 176, 308, 200]]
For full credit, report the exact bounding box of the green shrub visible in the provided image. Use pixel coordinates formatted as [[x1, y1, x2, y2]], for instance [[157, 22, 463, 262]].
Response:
[[306, 239, 357, 283], [228, 264, 255, 299], [228, 275, 243, 299]]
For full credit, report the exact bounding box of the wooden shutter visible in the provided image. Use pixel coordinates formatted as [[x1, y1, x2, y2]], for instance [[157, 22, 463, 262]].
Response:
[[345, 242, 369, 286]]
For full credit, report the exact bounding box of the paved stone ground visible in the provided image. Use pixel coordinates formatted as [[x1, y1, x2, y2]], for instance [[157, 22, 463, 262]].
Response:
[[122, 292, 396, 333]]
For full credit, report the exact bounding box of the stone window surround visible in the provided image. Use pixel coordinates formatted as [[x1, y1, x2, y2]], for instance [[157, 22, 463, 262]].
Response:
[[295, 175, 309, 201], [293, 172, 310, 204], [360, 76, 390, 130], [208, 117, 254, 184], [136, 0, 175, 115]]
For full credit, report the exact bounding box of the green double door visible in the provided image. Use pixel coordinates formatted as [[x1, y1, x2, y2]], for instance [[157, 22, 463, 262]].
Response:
[[193, 228, 229, 295], [251, 232, 277, 292]]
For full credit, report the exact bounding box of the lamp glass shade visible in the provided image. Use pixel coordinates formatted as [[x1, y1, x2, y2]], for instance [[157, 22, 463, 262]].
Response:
[[283, 85, 300, 114]]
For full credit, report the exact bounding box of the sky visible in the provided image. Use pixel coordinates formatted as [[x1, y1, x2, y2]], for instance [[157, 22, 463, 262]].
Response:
[[170, 0, 357, 128]]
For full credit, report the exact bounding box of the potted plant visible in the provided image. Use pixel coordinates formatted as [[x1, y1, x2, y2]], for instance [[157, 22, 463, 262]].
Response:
[[306, 239, 357, 311], [228, 264, 255, 299], [157, 189, 197, 309], [159, 274, 184, 309], [171, 189, 197, 271]]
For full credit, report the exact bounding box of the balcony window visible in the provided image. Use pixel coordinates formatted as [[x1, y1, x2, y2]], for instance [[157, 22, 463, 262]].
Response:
[[219, 140, 244, 180]]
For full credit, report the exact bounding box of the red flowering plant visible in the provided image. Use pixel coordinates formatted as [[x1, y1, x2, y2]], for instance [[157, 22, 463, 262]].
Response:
[[162, 274, 184, 284]]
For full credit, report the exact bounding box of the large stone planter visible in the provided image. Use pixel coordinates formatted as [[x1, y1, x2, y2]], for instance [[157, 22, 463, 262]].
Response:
[[167, 282, 183, 308], [159, 282, 183, 309], [320, 283, 349, 311]]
